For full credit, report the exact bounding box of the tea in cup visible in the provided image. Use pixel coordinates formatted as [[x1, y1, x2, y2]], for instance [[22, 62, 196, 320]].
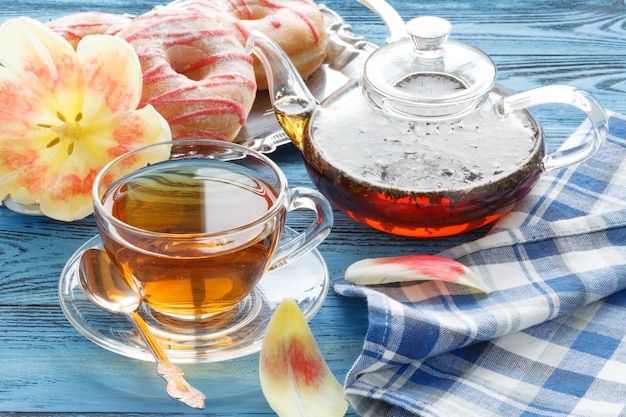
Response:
[[91, 139, 333, 326]]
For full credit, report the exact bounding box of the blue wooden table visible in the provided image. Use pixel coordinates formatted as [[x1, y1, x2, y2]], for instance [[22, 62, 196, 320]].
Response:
[[1, 0, 625, 415]]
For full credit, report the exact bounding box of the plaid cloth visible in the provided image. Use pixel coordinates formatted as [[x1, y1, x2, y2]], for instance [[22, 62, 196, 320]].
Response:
[[333, 111, 626, 417]]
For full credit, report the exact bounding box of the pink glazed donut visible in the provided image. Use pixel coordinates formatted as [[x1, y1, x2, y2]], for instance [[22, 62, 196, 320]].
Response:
[[117, 8, 257, 141], [167, 0, 328, 89]]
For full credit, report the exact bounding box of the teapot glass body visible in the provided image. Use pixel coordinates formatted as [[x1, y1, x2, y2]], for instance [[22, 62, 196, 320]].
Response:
[[301, 81, 545, 237]]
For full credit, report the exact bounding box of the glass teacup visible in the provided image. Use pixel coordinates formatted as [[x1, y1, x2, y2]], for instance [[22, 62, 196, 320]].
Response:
[[92, 139, 333, 329]]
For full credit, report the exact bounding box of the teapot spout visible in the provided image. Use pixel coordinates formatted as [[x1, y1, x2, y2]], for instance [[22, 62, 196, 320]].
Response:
[[246, 30, 318, 150]]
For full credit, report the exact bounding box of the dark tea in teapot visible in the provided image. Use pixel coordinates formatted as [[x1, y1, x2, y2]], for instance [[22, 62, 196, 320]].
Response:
[[302, 90, 544, 237]]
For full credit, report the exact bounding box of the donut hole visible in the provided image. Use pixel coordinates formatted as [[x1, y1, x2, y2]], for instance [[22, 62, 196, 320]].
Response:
[[165, 44, 208, 82]]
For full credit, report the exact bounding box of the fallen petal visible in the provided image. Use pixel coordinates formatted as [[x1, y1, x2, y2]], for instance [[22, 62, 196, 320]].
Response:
[[345, 255, 491, 293], [260, 298, 348, 417]]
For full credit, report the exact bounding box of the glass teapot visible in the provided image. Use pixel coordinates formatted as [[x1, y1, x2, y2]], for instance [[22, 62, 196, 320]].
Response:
[[246, 14, 607, 238]]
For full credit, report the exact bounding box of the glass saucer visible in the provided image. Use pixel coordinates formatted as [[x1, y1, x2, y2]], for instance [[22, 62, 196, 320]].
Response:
[[58, 228, 329, 364]]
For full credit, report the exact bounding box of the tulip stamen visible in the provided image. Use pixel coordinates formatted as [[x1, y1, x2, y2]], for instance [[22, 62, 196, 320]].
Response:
[[46, 137, 60, 148], [39, 112, 83, 153]]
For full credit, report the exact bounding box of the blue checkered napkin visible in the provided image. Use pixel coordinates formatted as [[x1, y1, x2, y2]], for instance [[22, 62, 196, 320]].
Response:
[[333, 112, 626, 417]]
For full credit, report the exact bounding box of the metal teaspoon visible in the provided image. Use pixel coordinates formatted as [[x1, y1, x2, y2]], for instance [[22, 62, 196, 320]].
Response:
[[78, 248, 206, 409]]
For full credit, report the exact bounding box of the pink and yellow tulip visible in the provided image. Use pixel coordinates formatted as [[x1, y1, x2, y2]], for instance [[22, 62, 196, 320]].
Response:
[[0, 17, 170, 221]]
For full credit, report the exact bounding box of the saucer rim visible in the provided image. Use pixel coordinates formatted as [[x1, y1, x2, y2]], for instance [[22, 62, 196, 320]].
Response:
[[58, 229, 329, 363]]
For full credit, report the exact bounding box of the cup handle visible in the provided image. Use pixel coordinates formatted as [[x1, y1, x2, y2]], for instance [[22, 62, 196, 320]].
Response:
[[267, 187, 333, 271], [496, 85, 608, 171]]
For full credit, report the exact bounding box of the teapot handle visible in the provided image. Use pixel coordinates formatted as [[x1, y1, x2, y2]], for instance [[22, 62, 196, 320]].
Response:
[[496, 85, 608, 171]]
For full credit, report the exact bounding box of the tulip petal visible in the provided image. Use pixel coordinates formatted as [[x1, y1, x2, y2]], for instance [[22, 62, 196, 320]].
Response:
[[260, 298, 348, 417], [79, 104, 172, 164], [76, 35, 143, 121], [0, 20, 78, 151], [0, 17, 83, 117], [0, 136, 48, 204], [0, 69, 49, 143], [345, 255, 491, 293]]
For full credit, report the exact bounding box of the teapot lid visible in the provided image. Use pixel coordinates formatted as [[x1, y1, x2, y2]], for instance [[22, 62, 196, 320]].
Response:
[[363, 16, 496, 119]]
